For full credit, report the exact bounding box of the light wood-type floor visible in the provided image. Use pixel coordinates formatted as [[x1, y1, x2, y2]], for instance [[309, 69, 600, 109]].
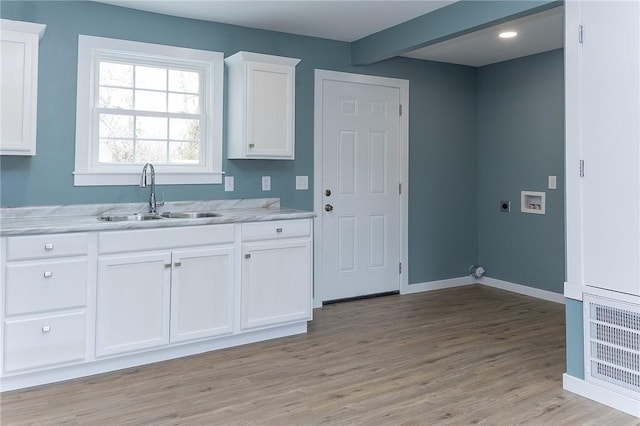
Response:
[[1, 285, 638, 425]]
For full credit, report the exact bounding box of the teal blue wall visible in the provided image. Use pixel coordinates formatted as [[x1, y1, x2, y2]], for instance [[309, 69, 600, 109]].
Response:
[[0, 1, 478, 285], [565, 298, 585, 379], [476, 49, 565, 293]]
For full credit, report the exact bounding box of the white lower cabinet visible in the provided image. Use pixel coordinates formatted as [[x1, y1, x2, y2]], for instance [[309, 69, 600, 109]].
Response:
[[1, 219, 312, 390], [241, 220, 312, 330], [4, 311, 86, 372], [96, 252, 172, 357], [96, 226, 236, 357], [170, 246, 234, 343], [2, 232, 89, 374]]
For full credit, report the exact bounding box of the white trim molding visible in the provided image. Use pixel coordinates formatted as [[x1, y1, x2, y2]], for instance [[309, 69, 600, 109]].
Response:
[[313, 69, 409, 304], [74, 35, 224, 186], [565, 280, 640, 304], [479, 277, 565, 304], [563, 373, 640, 418], [402, 276, 474, 295]]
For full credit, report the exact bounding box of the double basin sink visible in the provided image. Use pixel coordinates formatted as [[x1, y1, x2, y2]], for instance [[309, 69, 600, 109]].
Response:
[[98, 211, 221, 222]]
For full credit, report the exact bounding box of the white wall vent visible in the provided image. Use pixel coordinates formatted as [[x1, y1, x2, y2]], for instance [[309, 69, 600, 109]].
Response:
[[584, 294, 640, 399]]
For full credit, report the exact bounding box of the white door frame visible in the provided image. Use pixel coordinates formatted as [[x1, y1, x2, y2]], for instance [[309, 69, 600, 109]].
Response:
[[313, 69, 409, 308]]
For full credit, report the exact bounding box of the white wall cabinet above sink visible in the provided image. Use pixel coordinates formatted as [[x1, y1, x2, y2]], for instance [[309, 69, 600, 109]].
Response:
[[0, 19, 46, 156], [226, 51, 300, 160]]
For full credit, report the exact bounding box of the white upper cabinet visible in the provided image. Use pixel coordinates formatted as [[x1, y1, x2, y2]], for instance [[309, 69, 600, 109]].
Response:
[[0, 19, 45, 156], [226, 51, 300, 159], [565, 1, 640, 296]]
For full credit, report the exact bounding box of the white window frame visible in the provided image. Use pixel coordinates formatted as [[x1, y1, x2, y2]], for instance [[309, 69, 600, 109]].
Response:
[[74, 35, 224, 186]]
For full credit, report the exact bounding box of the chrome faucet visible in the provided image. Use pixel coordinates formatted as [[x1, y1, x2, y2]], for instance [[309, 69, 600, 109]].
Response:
[[139, 163, 162, 213]]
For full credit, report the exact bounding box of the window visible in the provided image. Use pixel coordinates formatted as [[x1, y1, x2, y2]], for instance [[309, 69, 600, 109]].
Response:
[[74, 36, 223, 186]]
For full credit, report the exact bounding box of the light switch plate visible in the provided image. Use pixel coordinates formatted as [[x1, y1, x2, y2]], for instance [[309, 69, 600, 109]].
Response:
[[262, 176, 271, 191], [224, 176, 234, 192], [296, 175, 308, 190], [548, 175, 557, 190]]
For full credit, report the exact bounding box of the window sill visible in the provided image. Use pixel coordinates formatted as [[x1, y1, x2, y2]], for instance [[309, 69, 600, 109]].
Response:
[[73, 171, 223, 186]]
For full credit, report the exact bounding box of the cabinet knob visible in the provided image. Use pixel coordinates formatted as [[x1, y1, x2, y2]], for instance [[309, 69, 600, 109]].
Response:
[[324, 204, 334, 212], [244, 254, 251, 259], [44, 243, 54, 251], [325, 189, 332, 197], [276, 228, 283, 233], [249, 143, 255, 148], [41, 325, 51, 333], [43, 271, 53, 278]]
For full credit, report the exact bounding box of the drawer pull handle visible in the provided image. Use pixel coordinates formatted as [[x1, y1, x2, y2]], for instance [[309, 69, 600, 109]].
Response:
[[44, 243, 54, 251], [276, 228, 283, 233], [165, 263, 172, 268], [244, 254, 251, 259], [249, 143, 255, 148], [43, 271, 53, 278], [174, 261, 182, 267], [41, 325, 51, 333]]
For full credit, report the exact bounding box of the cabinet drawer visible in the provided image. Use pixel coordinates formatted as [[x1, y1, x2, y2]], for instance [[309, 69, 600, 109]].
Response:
[[242, 219, 311, 242], [5, 259, 87, 316], [99, 224, 235, 254], [6, 233, 88, 261], [4, 311, 86, 372]]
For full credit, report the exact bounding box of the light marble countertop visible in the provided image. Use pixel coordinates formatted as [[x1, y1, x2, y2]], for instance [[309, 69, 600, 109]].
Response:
[[0, 198, 315, 236]]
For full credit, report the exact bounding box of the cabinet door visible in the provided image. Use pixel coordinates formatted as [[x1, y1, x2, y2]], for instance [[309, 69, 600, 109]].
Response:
[[241, 239, 312, 330], [245, 61, 295, 158], [96, 252, 171, 356], [170, 246, 235, 343], [580, 2, 640, 295], [0, 23, 43, 156]]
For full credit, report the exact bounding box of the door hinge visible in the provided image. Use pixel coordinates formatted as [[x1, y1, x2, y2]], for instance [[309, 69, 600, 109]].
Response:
[[399, 262, 402, 274], [580, 159, 585, 177], [579, 25, 583, 44], [399, 183, 402, 195], [399, 104, 403, 116]]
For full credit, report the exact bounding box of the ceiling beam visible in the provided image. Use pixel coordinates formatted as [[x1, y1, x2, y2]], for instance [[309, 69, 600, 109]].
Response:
[[351, 0, 563, 65]]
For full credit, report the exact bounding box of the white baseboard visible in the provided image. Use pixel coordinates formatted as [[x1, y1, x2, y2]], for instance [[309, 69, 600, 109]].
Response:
[[563, 374, 640, 418], [479, 277, 565, 304], [401, 276, 474, 295]]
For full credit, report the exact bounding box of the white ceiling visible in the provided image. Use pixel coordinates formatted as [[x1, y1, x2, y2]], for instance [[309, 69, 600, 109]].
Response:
[[402, 7, 564, 67], [93, 1, 564, 67], [95, 1, 456, 42]]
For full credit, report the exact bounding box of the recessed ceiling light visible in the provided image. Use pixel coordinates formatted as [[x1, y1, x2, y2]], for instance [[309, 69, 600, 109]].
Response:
[[499, 31, 518, 39]]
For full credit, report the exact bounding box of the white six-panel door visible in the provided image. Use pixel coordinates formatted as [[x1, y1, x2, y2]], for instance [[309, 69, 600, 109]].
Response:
[[320, 78, 402, 301]]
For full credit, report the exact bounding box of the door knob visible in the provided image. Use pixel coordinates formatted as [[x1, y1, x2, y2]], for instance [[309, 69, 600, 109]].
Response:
[[324, 204, 334, 212], [325, 189, 331, 197]]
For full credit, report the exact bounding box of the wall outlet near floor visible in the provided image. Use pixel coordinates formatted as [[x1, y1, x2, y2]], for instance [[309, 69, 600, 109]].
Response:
[[224, 176, 234, 192], [296, 175, 309, 190], [262, 176, 271, 191]]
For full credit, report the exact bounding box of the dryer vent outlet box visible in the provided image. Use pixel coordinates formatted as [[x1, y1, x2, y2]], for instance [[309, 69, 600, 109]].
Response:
[[521, 191, 545, 214]]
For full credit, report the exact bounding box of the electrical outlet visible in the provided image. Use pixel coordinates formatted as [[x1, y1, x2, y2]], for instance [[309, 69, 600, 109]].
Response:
[[500, 200, 511, 212], [262, 176, 271, 191], [296, 176, 308, 190], [224, 176, 234, 192]]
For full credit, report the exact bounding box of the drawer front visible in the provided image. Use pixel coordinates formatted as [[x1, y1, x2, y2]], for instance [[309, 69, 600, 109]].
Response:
[[242, 219, 311, 242], [5, 259, 88, 316], [99, 224, 235, 254], [7, 233, 88, 261], [4, 312, 86, 372]]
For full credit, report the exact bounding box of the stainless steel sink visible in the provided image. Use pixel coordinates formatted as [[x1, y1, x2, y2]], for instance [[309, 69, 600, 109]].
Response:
[[97, 213, 164, 222], [159, 211, 221, 219]]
